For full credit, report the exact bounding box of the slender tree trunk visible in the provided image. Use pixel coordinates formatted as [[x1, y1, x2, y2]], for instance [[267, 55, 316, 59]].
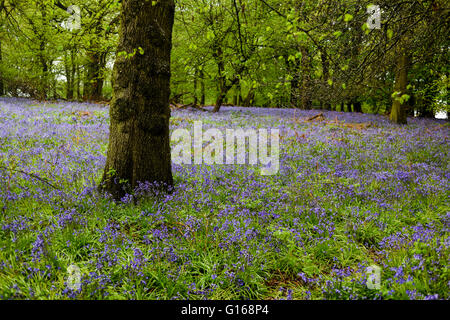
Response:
[[64, 50, 75, 100], [390, 45, 410, 124], [0, 39, 4, 96], [233, 79, 242, 106], [285, 55, 300, 108], [300, 46, 312, 110], [353, 100, 362, 113], [213, 46, 226, 112], [349, 7, 363, 113], [290, 74, 300, 107], [76, 62, 81, 100], [243, 88, 255, 108], [64, 52, 71, 99], [52, 76, 58, 100], [212, 45, 243, 112], [84, 51, 104, 101], [39, 40, 48, 100], [193, 69, 198, 105], [214, 86, 229, 112], [101, 0, 175, 199], [200, 69, 205, 105], [70, 49, 76, 99], [321, 50, 331, 110]]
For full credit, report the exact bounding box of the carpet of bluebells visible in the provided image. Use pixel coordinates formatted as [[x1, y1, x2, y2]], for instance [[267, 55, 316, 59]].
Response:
[[0, 97, 449, 300]]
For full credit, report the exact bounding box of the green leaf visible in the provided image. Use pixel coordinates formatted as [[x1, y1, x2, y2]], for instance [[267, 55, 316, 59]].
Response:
[[387, 29, 394, 39], [401, 94, 410, 103], [344, 14, 353, 22], [392, 91, 401, 98]]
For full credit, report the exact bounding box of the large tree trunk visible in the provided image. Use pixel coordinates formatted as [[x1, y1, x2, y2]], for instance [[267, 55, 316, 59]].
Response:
[[390, 46, 410, 124], [101, 0, 175, 199]]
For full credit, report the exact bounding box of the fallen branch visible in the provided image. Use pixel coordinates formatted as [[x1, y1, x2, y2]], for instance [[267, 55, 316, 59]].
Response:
[[306, 113, 325, 122], [0, 165, 61, 191]]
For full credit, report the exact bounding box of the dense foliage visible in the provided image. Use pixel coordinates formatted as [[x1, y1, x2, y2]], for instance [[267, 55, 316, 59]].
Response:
[[0, 1, 448, 119]]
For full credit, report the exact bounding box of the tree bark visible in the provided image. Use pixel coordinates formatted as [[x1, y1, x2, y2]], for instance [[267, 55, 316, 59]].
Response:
[[101, 0, 175, 199], [213, 46, 227, 112], [39, 40, 48, 100], [214, 86, 229, 112], [193, 68, 198, 105], [290, 73, 300, 107], [233, 79, 242, 106], [390, 45, 410, 125], [243, 87, 255, 108], [300, 46, 312, 110], [285, 55, 300, 108], [352, 100, 362, 113], [0, 39, 4, 96], [200, 69, 205, 105], [64, 50, 75, 100], [83, 51, 105, 101], [320, 51, 331, 110], [76, 62, 81, 100], [212, 45, 243, 112]]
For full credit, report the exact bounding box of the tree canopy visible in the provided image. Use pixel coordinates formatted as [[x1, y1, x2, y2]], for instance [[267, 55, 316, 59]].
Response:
[[0, 0, 448, 122]]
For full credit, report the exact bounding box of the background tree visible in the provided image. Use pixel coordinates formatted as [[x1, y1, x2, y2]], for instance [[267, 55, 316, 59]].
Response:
[[0, 0, 447, 121]]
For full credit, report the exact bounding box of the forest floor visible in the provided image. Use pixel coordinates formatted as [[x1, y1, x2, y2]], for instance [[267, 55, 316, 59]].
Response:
[[0, 97, 449, 300]]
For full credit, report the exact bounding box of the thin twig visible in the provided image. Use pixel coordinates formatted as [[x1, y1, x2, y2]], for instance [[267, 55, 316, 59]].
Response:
[[0, 165, 62, 190]]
